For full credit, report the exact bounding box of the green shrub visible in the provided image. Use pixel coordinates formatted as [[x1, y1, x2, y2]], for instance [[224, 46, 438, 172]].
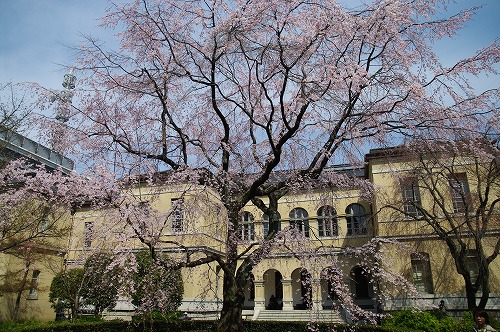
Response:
[[0, 320, 134, 332], [0, 318, 430, 332], [381, 309, 479, 332], [383, 310, 437, 331], [243, 321, 418, 332], [132, 310, 183, 322]]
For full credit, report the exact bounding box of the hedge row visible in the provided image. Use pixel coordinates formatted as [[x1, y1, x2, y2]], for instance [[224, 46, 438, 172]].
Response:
[[3, 320, 420, 332]]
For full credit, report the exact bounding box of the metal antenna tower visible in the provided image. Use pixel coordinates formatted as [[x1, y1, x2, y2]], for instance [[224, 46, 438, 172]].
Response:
[[50, 68, 76, 151], [54, 68, 76, 123]]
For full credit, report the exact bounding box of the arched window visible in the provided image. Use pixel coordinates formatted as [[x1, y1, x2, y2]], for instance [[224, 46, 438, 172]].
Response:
[[27, 270, 40, 300], [239, 211, 255, 241], [263, 212, 281, 238], [289, 208, 309, 237], [345, 204, 367, 236], [317, 206, 338, 237]]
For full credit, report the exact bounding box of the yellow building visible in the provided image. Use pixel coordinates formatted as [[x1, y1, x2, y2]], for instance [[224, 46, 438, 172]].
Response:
[[66, 168, 374, 322], [66, 144, 499, 322], [7, 143, 498, 322], [366, 145, 500, 313], [0, 128, 74, 322], [0, 241, 66, 322]]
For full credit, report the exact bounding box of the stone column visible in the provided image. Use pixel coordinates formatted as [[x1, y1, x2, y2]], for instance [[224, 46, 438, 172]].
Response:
[[254, 280, 265, 311], [282, 279, 294, 310], [311, 279, 323, 311]]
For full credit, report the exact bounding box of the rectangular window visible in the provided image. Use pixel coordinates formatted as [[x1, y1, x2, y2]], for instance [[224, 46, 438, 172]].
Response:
[[466, 250, 479, 284], [239, 212, 255, 241], [401, 179, 423, 218], [27, 270, 40, 300], [39, 215, 49, 232], [171, 198, 184, 233], [318, 218, 338, 237], [411, 253, 434, 294], [84, 222, 93, 248], [318, 220, 325, 236], [319, 219, 337, 237], [289, 209, 310, 237], [240, 223, 255, 241], [449, 173, 471, 213]]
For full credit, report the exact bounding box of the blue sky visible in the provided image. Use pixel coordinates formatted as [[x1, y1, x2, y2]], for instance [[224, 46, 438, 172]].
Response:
[[0, 0, 111, 89], [0, 0, 498, 91]]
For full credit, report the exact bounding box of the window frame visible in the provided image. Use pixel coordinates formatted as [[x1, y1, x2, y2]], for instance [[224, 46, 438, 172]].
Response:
[[27, 270, 41, 300], [411, 252, 434, 294], [170, 198, 184, 233], [345, 204, 367, 236], [289, 208, 310, 238], [239, 211, 255, 241], [400, 178, 423, 218], [317, 205, 338, 237], [466, 249, 480, 284], [39, 214, 49, 232], [262, 212, 281, 238], [449, 173, 471, 213]]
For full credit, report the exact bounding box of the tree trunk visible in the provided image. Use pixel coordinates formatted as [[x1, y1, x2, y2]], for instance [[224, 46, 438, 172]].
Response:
[[215, 204, 247, 332], [217, 269, 245, 332], [477, 269, 490, 310], [462, 253, 491, 310], [464, 280, 478, 310], [71, 295, 79, 321], [13, 261, 31, 321]]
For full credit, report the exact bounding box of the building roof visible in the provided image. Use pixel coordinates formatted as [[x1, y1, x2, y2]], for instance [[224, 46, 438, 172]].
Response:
[[0, 126, 74, 173]]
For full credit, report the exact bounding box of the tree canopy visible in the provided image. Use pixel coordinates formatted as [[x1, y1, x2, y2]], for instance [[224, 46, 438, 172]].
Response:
[[13, 1, 500, 331]]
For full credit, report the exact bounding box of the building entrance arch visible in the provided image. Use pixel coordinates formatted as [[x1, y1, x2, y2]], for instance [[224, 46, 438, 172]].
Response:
[[291, 268, 312, 309], [320, 267, 338, 309], [351, 266, 375, 309], [263, 269, 283, 310]]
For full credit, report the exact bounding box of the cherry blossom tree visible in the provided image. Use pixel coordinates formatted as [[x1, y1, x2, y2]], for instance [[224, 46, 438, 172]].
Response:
[[378, 139, 499, 310], [49, 268, 86, 321], [82, 253, 121, 316], [130, 250, 183, 314], [32, 0, 499, 331], [0, 160, 119, 321]]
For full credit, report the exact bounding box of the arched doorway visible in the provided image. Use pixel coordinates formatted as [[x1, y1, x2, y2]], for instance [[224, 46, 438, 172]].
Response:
[[263, 269, 283, 310], [291, 268, 312, 309], [350, 266, 374, 309]]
